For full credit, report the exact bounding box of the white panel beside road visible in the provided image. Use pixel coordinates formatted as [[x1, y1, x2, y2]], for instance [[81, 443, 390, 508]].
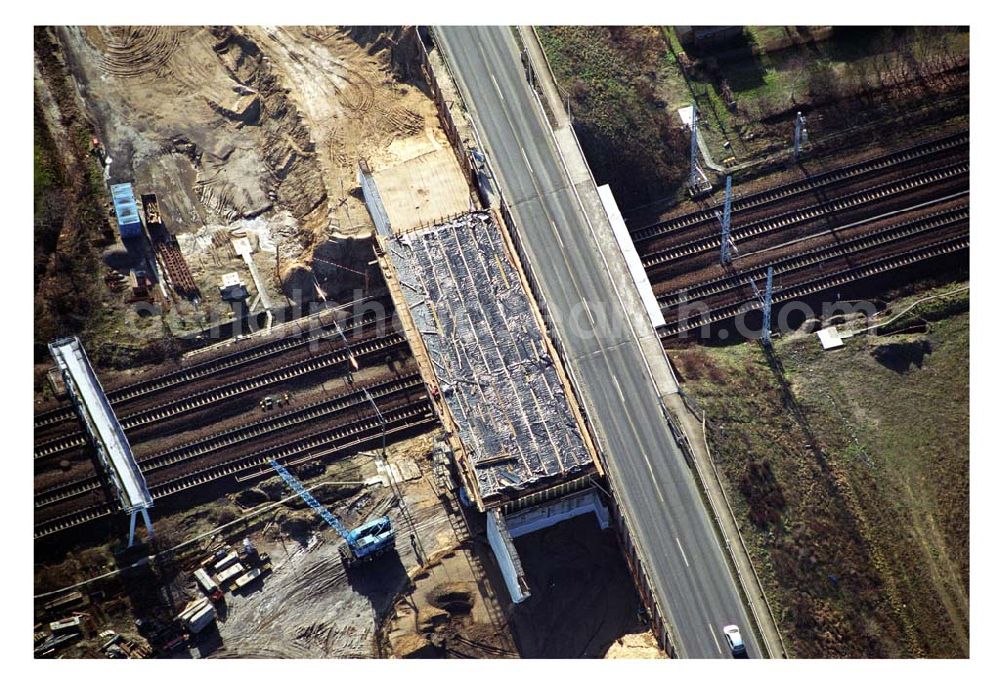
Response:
[[598, 184, 666, 329], [49, 337, 152, 510]]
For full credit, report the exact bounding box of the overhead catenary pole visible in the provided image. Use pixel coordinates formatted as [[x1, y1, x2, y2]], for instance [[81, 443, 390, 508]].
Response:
[[689, 102, 700, 189], [362, 388, 387, 462], [794, 112, 808, 158], [761, 266, 774, 345], [721, 175, 733, 264]]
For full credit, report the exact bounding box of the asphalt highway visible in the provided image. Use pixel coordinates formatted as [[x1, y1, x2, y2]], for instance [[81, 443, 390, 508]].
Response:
[[435, 26, 761, 658]]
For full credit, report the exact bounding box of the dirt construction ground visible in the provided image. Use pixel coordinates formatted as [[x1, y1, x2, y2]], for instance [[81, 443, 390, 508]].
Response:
[[36, 26, 450, 358], [189, 431, 489, 658], [35, 426, 647, 659], [36, 431, 507, 659]]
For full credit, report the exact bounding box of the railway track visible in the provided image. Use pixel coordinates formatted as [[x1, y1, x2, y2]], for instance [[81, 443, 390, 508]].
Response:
[[34, 332, 408, 461], [657, 205, 970, 312], [34, 300, 393, 432], [641, 161, 969, 271], [658, 234, 969, 338], [632, 131, 969, 243], [34, 371, 427, 508], [34, 399, 437, 539]]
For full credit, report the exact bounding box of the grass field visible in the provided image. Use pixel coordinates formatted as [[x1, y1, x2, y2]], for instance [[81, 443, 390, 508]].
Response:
[[538, 26, 968, 212], [670, 26, 969, 168], [670, 282, 968, 657], [537, 27, 689, 207]]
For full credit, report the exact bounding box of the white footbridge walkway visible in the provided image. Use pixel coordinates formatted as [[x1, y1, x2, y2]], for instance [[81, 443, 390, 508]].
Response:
[[48, 337, 153, 546]]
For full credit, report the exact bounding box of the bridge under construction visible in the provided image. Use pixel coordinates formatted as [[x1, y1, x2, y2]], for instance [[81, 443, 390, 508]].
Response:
[[48, 336, 154, 546]]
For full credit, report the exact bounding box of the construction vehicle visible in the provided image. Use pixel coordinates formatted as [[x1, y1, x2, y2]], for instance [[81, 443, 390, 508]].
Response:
[[268, 459, 396, 568]]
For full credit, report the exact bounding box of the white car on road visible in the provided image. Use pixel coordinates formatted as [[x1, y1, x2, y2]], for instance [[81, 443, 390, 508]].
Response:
[[723, 624, 747, 657]]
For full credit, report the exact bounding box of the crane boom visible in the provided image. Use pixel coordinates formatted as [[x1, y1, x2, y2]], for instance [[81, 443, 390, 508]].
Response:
[[269, 460, 355, 545]]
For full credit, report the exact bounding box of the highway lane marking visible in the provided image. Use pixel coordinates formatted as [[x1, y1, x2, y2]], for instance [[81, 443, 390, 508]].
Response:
[[675, 537, 690, 567], [489, 71, 505, 101], [467, 33, 694, 652], [634, 437, 668, 509], [709, 623, 723, 654], [502, 34, 740, 646], [550, 219, 565, 249], [610, 373, 630, 408], [519, 145, 534, 174], [607, 374, 670, 510]]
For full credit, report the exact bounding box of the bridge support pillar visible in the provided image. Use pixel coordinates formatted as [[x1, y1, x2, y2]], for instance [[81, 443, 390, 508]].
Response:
[[487, 509, 530, 603], [127, 507, 154, 548]]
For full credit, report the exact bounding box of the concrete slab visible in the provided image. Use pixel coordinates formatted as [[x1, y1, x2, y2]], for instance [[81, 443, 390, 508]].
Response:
[[677, 105, 694, 129], [374, 146, 471, 233], [818, 326, 845, 349], [396, 457, 422, 481], [231, 237, 253, 257], [554, 127, 591, 184]]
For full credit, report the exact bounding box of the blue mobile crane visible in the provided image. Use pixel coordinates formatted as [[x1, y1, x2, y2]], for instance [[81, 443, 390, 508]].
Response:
[[269, 459, 396, 568]]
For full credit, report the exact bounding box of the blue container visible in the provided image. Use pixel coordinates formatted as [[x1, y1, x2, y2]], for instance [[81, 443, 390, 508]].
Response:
[[110, 183, 143, 239]]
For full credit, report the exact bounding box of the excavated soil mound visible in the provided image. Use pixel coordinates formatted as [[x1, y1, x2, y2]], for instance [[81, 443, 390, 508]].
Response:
[[604, 632, 666, 659], [427, 582, 475, 615]]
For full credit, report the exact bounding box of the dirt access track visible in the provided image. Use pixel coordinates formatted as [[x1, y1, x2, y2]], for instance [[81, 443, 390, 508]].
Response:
[[53, 26, 445, 303]]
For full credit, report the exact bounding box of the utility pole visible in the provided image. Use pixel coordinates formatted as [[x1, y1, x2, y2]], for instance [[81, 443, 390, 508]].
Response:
[[721, 175, 733, 265]]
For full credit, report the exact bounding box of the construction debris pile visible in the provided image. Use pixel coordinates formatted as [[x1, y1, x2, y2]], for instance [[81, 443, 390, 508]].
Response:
[[388, 211, 591, 502]]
